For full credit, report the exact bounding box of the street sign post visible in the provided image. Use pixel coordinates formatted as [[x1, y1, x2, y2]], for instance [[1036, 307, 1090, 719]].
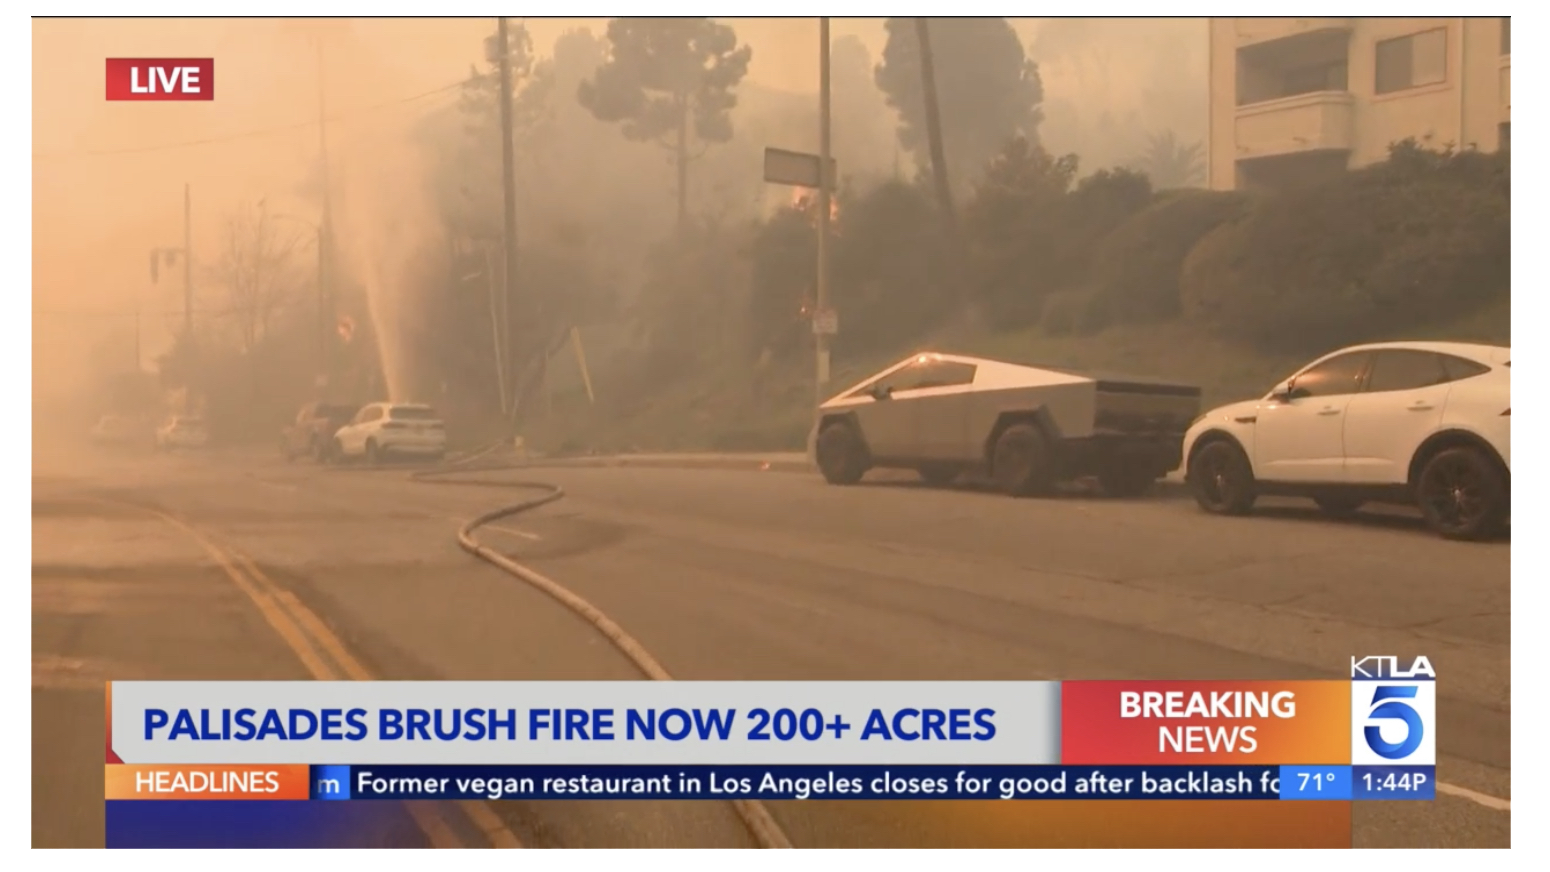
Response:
[[767, 21, 834, 408]]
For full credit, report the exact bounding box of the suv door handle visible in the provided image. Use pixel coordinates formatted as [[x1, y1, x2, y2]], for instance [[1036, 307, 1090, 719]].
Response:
[[1408, 403, 1435, 411], [1317, 407, 1341, 416]]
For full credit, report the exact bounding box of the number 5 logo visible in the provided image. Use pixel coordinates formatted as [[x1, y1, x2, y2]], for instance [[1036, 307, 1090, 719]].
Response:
[[1364, 686, 1424, 760]]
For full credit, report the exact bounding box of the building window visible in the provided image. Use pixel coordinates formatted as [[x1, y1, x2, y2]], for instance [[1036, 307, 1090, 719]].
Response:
[[1501, 18, 1510, 55], [1375, 28, 1448, 94], [1499, 122, 1510, 152]]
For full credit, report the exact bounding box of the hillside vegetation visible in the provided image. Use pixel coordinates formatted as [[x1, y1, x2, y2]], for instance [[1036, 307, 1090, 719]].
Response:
[[526, 139, 1510, 455]]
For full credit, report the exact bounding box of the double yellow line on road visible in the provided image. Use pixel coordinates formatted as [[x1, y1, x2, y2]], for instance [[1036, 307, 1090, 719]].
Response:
[[116, 500, 524, 849]]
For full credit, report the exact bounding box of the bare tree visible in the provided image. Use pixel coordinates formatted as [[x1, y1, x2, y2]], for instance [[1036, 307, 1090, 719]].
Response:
[[210, 202, 309, 354]]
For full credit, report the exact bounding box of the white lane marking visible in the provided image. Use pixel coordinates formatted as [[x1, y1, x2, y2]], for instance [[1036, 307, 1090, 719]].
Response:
[[1437, 780, 1511, 811]]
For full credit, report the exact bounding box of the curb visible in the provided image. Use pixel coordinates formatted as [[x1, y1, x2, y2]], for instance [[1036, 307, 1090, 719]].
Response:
[[522, 454, 1192, 496], [518, 456, 815, 475]]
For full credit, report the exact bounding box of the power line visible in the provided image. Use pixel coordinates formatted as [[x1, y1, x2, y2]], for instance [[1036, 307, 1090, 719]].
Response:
[[33, 77, 480, 161]]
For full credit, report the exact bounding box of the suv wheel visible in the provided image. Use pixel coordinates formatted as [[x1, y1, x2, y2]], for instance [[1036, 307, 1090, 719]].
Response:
[[1416, 447, 1507, 540], [1188, 440, 1256, 515], [365, 439, 382, 467]]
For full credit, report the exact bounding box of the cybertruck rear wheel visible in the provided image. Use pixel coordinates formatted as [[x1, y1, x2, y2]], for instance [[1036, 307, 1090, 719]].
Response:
[[991, 424, 1055, 497], [815, 422, 868, 485]]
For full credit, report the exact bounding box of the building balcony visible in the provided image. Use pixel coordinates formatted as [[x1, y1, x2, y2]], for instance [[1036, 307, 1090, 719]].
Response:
[[1235, 18, 1355, 47], [1234, 90, 1355, 160]]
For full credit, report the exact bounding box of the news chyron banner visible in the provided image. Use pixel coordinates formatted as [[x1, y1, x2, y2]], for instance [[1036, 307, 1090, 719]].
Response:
[[104, 661, 1436, 848]]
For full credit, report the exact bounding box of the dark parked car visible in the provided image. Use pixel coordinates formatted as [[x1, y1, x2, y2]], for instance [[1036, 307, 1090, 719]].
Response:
[[281, 402, 360, 463]]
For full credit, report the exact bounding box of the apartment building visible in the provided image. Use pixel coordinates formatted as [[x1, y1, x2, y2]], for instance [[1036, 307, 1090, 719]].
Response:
[[1207, 18, 1510, 191]]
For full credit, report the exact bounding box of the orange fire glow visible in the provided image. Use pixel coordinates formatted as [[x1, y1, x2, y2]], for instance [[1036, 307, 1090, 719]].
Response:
[[790, 188, 840, 222]]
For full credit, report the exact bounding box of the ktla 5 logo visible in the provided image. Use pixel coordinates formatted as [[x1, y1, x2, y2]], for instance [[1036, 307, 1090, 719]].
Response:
[[1350, 656, 1436, 766]]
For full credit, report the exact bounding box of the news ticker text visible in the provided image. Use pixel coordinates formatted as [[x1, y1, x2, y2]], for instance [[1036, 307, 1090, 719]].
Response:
[[107, 764, 1436, 802]]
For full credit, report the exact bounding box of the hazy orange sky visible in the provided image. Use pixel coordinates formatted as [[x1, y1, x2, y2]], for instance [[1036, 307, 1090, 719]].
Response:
[[32, 17, 1191, 401]]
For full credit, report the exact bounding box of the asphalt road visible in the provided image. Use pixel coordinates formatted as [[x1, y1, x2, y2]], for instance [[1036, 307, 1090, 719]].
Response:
[[32, 441, 1511, 848]]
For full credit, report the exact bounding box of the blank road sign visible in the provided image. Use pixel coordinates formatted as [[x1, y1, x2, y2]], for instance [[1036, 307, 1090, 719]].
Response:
[[764, 147, 838, 189]]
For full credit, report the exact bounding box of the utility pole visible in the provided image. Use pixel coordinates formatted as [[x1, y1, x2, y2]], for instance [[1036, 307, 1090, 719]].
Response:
[[496, 17, 521, 425], [316, 36, 335, 393], [815, 17, 833, 405], [914, 18, 970, 304]]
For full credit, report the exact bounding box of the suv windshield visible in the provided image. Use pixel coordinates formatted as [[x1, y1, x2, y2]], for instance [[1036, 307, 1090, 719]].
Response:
[[390, 406, 437, 421]]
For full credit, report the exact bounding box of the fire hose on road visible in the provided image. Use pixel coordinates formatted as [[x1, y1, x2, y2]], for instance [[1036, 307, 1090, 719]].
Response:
[[405, 444, 796, 850]]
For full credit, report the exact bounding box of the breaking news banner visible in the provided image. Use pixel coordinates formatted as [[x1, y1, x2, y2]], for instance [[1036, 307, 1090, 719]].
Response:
[[105, 58, 215, 101], [103, 667, 1435, 848]]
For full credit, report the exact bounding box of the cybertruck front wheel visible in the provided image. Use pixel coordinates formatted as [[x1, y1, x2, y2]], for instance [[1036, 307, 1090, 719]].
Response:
[[815, 422, 868, 485]]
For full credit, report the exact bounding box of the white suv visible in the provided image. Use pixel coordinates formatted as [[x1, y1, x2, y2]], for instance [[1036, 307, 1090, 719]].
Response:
[[331, 402, 447, 465], [1182, 341, 1509, 540]]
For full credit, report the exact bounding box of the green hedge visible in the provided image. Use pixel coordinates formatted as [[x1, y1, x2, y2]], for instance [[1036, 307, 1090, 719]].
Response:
[[1078, 189, 1253, 331], [1180, 142, 1509, 351]]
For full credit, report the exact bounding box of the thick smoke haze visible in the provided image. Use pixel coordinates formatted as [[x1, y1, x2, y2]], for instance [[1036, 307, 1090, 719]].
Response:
[[33, 17, 1206, 412]]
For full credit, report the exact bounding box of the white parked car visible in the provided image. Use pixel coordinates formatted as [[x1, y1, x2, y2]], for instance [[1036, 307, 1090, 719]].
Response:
[[155, 416, 209, 450], [331, 402, 446, 465], [1182, 341, 1509, 540]]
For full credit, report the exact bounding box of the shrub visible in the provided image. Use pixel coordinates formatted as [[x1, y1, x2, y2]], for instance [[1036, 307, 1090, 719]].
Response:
[[1180, 142, 1509, 351], [1084, 189, 1253, 327], [746, 207, 818, 357], [963, 141, 1157, 331], [962, 137, 1080, 327], [831, 179, 958, 354]]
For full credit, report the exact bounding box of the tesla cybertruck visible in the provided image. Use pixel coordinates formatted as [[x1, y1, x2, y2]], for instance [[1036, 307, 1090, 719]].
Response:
[[808, 353, 1202, 497]]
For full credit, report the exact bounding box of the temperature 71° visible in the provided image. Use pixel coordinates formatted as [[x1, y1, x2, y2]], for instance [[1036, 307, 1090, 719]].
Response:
[[1299, 771, 1336, 791]]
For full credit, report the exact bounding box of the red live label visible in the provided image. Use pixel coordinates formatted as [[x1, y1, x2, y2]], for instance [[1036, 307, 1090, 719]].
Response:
[[105, 59, 214, 101]]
